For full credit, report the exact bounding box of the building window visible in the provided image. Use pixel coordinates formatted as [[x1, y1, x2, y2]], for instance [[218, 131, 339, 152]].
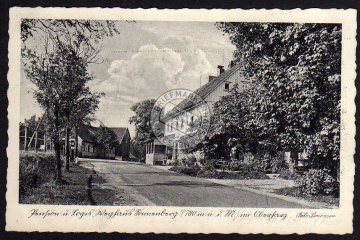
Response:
[[191, 116, 194, 124], [224, 83, 230, 90]]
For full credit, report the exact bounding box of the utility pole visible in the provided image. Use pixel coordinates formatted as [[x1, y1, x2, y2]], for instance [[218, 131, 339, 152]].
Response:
[[24, 124, 28, 151], [35, 131, 38, 152]]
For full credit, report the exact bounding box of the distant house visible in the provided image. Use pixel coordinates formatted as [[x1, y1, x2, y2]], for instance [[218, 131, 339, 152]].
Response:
[[109, 127, 131, 161], [77, 124, 98, 158], [77, 124, 115, 159]]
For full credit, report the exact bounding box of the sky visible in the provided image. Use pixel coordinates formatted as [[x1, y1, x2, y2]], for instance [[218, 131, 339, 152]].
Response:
[[20, 21, 236, 136]]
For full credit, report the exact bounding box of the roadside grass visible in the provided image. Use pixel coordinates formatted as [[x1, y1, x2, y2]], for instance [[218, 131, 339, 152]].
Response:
[[19, 152, 135, 205], [169, 166, 269, 180], [20, 163, 95, 205], [274, 186, 339, 207]]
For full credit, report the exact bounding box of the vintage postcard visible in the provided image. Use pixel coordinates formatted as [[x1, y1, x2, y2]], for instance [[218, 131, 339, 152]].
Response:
[[6, 7, 356, 234]]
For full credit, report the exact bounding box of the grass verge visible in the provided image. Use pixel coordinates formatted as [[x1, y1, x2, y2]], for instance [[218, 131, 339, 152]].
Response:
[[274, 187, 339, 207], [19, 152, 135, 205], [169, 166, 269, 180], [20, 163, 95, 205]]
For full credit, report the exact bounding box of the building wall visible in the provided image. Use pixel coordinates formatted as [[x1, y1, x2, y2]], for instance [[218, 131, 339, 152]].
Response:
[[97, 148, 115, 159], [163, 67, 250, 160], [77, 137, 97, 158], [77, 136, 115, 159], [205, 69, 249, 111], [164, 68, 249, 139]]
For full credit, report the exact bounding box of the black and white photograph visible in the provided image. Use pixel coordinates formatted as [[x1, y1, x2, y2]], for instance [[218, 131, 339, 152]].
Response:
[[6, 8, 356, 234]]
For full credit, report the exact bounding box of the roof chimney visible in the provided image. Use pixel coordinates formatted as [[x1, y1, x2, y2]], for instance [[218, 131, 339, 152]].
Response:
[[228, 60, 235, 68], [208, 75, 216, 82], [217, 65, 225, 75]]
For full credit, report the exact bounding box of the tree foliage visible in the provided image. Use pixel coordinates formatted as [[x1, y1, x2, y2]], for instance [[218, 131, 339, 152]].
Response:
[[209, 23, 341, 173], [129, 99, 157, 144], [21, 19, 118, 180], [92, 126, 119, 150], [21, 19, 119, 63]]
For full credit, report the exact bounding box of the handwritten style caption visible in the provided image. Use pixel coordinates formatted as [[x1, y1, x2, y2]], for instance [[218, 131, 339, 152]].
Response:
[[27, 208, 335, 222]]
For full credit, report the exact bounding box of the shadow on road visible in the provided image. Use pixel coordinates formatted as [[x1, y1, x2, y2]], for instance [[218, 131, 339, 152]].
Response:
[[121, 180, 224, 188], [94, 171, 181, 176]]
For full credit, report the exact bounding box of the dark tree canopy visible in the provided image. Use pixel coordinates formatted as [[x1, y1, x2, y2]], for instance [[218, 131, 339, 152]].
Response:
[[92, 126, 119, 150], [129, 99, 157, 144], [208, 22, 341, 172]]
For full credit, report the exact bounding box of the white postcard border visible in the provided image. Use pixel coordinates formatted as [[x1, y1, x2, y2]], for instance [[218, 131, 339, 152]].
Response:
[[6, 7, 356, 234]]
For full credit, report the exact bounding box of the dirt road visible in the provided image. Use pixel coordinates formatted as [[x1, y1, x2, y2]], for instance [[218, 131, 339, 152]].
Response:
[[87, 161, 310, 208]]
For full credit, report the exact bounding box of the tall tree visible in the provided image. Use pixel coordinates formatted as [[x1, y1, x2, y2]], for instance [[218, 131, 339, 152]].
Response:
[[23, 46, 67, 181], [22, 44, 101, 181], [61, 51, 103, 171], [92, 126, 119, 152], [216, 23, 341, 174], [129, 99, 157, 159], [21, 20, 118, 179], [129, 99, 157, 144]]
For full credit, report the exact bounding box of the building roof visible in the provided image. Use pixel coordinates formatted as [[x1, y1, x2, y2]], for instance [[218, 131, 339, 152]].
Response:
[[165, 64, 241, 119], [109, 127, 129, 144], [78, 125, 130, 144], [78, 124, 97, 143]]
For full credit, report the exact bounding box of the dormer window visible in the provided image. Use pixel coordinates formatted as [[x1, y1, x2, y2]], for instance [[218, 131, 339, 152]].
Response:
[[224, 83, 230, 91]]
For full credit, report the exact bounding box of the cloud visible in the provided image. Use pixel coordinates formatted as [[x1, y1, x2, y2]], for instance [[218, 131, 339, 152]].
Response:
[[89, 35, 216, 130], [90, 36, 214, 100]]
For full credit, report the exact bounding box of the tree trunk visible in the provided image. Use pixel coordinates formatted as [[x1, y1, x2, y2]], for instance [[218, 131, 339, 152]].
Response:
[[289, 150, 298, 174], [74, 127, 78, 158], [35, 131, 38, 152], [54, 136, 62, 182], [65, 127, 70, 171], [54, 106, 62, 183]]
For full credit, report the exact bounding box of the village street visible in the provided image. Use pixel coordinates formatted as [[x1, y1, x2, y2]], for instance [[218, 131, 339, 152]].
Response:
[[87, 161, 310, 208]]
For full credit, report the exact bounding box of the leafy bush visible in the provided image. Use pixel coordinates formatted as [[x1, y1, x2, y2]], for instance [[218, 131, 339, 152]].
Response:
[[279, 170, 301, 180], [178, 156, 199, 169], [296, 169, 339, 196], [19, 153, 54, 196], [171, 159, 179, 166], [198, 158, 216, 171], [227, 160, 244, 171], [168, 166, 199, 177], [269, 153, 289, 173], [242, 156, 268, 173]]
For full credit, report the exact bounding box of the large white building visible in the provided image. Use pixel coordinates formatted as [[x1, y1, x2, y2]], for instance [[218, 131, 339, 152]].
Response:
[[145, 63, 251, 165]]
